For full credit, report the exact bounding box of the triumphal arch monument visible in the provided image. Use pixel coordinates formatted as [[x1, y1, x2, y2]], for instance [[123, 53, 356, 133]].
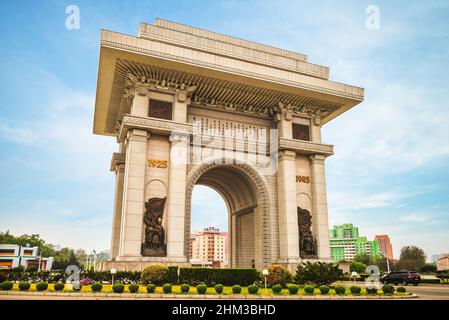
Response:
[[93, 19, 364, 271]]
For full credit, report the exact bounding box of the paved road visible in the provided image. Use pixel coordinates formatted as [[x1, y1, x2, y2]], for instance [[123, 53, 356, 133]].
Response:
[[406, 284, 449, 300], [339, 281, 449, 300]]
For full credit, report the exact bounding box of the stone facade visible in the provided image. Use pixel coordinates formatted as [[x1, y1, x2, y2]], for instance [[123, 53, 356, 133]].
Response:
[[93, 19, 364, 272]]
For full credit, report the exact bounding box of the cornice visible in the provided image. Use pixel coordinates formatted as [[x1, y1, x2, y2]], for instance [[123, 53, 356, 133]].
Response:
[[117, 114, 194, 142], [278, 138, 334, 156]]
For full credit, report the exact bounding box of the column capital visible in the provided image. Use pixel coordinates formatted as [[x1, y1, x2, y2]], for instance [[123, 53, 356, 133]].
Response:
[[126, 128, 149, 141], [310, 154, 326, 164], [169, 131, 190, 143], [110, 152, 126, 172], [279, 149, 296, 161]]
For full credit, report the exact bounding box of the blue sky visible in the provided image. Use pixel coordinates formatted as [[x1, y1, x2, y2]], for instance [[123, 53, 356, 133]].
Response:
[[0, 0, 448, 259]]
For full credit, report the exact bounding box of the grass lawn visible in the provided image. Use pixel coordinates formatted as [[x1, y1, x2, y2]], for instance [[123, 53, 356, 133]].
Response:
[[7, 283, 411, 296]]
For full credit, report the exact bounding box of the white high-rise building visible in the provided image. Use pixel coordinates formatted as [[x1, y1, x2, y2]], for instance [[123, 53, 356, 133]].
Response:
[[189, 227, 229, 267]]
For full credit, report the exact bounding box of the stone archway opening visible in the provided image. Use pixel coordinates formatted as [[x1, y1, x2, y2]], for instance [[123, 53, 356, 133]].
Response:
[[186, 164, 269, 269], [190, 185, 228, 266]]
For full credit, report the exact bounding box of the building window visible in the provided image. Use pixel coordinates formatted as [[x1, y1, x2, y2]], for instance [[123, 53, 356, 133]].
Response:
[[148, 99, 172, 120], [292, 123, 310, 141]]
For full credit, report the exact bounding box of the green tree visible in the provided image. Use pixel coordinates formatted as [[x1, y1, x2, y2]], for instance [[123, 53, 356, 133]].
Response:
[[0, 231, 56, 257], [394, 246, 426, 271], [350, 261, 367, 274], [354, 253, 378, 266], [420, 263, 437, 274], [294, 261, 343, 286]]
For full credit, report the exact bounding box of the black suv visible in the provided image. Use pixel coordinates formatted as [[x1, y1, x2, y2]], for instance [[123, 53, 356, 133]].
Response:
[[381, 271, 421, 286]]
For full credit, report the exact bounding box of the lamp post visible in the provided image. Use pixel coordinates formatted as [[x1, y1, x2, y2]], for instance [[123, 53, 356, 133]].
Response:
[[262, 269, 269, 294], [351, 271, 358, 284], [111, 268, 117, 285]]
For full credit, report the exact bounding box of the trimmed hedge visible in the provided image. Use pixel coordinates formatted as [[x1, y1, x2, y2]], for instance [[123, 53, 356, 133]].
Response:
[[0, 281, 13, 290], [287, 284, 299, 294], [334, 285, 346, 295], [167, 266, 178, 284], [91, 282, 103, 292], [304, 285, 315, 294], [271, 284, 282, 294], [180, 284, 190, 293], [146, 284, 156, 293], [214, 284, 224, 294], [54, 283, 65, 291], [366, 286, 378, 294], [196, 284, 207, 294], [397, 286, 406, 293], [19, 282, 31, 291], [179, 268, 259, 286], [382, 284, 395, 294], [128, 284, 139, 293], [421, 278, 441, 284], [248, 284, 259, 294], [350, 286, 361, 295], [36, 282, 48, 291], [319, 285, 330, 294], [112, 283, 125, 293], [141, 265, 168, 286], [232, 285, 242, 294], [162, 283, 172, 293]]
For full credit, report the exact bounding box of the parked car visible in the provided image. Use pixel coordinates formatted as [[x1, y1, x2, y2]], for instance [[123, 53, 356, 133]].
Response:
[[381, 271, 421, 286]]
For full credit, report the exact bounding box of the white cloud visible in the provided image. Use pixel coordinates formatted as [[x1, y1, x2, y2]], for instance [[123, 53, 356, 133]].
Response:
[[400, 213, 432, 223], [0, 121, 37, 145]]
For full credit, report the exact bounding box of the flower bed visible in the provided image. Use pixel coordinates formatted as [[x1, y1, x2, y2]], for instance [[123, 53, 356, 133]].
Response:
[[0, 281, 412, 297]]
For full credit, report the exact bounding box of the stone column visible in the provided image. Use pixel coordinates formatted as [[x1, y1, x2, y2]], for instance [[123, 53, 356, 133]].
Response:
[[110, 162, 125, 259], [165, 133, 189, 261], [277, 150, 300, 262], [311, 116, 322, 143], [117, 129, 149, 259], [131, 86, 149, 117], [310, 154, 331, 260]]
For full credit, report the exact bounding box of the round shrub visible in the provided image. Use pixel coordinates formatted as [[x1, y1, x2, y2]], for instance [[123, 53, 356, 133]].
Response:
[[0, 281, 13, 291], [382, 284, 395, 294], [304, 285, 315, 294], [54, 283, 65, 291], [162, 283, 172, 294], [91, 282, 103, 292], [397, 286, 406, 293], [248, 284, 259, 294], [196, 284, 207, 294], [19, 282, 31, 291], [180, 284, 190, 293], [232, 285, 241, 294], [128, 284, 139, 293], [350, 285, 361, 295], [73, 283, 82, 291], [287, 284, 299, 294], [271, 284, 282, 294], [141, 264, 168, 286], [366, 286, 378, 295], [319, 285, 330, 294], [36, 282, 48, 291], [265, 264, 293, 287], [214, 284, 224, 294], [146, 284, 156, 293], [112, 283, 125, 293], [334, 285, 346, 295]]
